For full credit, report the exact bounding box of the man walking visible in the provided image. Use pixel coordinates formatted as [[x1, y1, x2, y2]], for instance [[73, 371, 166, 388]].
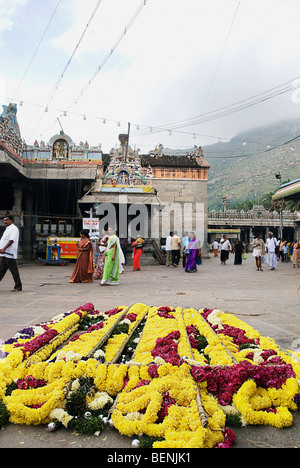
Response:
[[171, 231, 181, 267], [0, 216, 22, 292], [212, 239, 219, 257], [181, 232, 189, 268], [266, 231, 278, 271], [165, 232, 173, 267], [220, 235, 231, 265]]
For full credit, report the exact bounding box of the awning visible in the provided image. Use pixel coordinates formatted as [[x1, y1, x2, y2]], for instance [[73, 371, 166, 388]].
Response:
[[272, 178, 300, 202]]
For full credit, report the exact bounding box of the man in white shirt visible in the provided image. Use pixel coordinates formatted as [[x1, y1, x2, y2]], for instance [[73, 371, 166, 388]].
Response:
[[0, 216, 22, 292], [165, 232, 173, 267], [212, 240, 219, 257], [266, 231, 278, 270], [181, 232, 189, 268], [220, 235, 231, 265]]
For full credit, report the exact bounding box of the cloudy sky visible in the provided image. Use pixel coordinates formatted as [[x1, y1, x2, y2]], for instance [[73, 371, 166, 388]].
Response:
[[1, 0, 300, 153]]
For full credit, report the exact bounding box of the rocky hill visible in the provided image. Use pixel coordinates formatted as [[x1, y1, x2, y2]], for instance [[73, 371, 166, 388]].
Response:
[[202, 119, 300, 210]]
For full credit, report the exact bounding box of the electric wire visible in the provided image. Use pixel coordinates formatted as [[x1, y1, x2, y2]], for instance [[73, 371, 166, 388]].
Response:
[[203, 133, 300, 159], [45, 0, 105, 109], [198, 0, 242, 116], [67, 0, 148, 110], [12, 0, 63, 100], [3, 73, 299, 149], [27, 0, 147, 140], [27, 0, 105, 139], [129, 78, 300, 139]]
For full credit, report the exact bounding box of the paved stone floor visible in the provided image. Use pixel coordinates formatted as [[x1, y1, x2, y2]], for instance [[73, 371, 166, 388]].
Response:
[[0, 252, 299, 448]]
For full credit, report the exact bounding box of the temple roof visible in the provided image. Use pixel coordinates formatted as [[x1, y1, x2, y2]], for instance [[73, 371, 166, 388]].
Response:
[[102, 153, 210, 170], [272, 178, 300, 201], [140, 153, 210, 168]]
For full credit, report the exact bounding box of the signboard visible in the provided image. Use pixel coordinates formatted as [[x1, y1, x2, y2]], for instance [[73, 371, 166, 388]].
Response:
[[48, 237, 79, 259], [82, 218, 99, 231]]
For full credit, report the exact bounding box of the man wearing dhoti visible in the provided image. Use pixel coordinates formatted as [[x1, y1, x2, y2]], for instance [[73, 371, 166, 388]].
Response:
[[266, 232, 278, 270]]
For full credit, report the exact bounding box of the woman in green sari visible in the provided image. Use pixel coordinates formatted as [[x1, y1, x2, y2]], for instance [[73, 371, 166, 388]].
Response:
[[100, 227, 120, 286]]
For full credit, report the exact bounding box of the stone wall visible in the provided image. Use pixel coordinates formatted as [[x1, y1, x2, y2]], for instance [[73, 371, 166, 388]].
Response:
[[151, 178, 208, 248]]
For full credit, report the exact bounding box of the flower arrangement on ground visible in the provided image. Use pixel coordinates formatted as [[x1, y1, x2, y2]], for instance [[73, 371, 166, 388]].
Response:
[[0, 303, 299, 449]]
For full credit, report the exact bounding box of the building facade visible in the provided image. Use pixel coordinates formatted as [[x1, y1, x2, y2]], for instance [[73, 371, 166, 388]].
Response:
[[0, 103, 210, 260]]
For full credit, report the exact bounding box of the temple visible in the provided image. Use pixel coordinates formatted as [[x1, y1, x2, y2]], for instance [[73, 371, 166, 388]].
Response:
[[0, 103, 210, 261]]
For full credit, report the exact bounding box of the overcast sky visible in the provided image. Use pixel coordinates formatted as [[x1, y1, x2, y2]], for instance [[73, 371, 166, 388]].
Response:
[[1, 0, 300, 153]]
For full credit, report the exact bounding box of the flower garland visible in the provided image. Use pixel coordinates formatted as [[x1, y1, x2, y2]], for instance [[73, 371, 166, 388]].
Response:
[[112, 363, 226, 448], [49, 376, 113, 435], [47, 306, 128, 362], [0, 303, 299, 448], [201, 308, 300, 379], [103, 303, 148, 363]]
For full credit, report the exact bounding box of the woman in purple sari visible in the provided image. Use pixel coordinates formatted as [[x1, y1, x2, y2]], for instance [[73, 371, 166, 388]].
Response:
[[185, 232, 202, 273]]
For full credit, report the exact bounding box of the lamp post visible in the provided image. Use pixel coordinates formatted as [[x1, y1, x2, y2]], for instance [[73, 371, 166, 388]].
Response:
[[223, 195, 227, 214]]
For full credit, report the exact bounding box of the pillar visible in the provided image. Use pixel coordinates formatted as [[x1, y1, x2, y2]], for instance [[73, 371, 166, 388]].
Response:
[[23, 188, 34, 261], [12, 182, 24, 259]]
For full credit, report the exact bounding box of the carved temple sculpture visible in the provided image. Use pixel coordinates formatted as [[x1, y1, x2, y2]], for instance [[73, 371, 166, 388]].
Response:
[[102, 134, 154, 192], [0, 103, 23, 155]]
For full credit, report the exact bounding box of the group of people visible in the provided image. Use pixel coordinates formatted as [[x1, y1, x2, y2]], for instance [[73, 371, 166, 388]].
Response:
[[70, 230, 204, 281], [165, 231, 202, 273], [212, 235, 244, 265], [69, 228, 145, 285], [212, 232, 300, 272], [252, 232, 300, 271], [278, 238, 300, 265], [0, 215, 299, 292]]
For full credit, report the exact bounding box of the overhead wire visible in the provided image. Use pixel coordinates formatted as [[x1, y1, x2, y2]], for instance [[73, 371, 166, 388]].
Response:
[[7, 0, 298, 152], [130, 77, 300, 138], [67, 0, 148, 110], [203, 133, 300, 160], [197, 0, 242, 116], [44, 0, 105, 109], [12, 0, 63, 100], [27, 0, 105, 139], [27, 0, 148, 140], [3, 71, 300, 149]]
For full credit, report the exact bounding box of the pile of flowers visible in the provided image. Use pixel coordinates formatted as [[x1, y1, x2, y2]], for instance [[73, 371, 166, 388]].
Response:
[[151, 331, 181, 366], [0, 303, 299, 449]]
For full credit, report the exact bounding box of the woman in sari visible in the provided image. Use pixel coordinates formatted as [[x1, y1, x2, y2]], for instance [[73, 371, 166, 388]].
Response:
[[234, 239, 243, 265], [69, 230, 94, 283], [93, 229, 109, 280], [292, 239, 300, 268], [100, 227, 120, 286], [185, 232, 202, 273], [132, 235, 144, 271]]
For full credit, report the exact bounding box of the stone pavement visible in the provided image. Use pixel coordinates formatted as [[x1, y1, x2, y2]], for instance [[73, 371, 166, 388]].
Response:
[[0, 252, 299, 448]]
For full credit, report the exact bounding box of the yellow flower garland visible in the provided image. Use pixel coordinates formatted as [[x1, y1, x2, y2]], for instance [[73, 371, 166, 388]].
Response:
[[232, 380, 293, 428], [1, 303, 300, 449]]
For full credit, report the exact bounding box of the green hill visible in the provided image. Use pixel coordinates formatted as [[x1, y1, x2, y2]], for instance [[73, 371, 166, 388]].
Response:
[[203, 119, 300, 210]]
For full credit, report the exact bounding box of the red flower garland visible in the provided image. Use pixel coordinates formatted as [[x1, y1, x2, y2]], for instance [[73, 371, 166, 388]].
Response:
[[17, 375, 47, 390], [14, 328, 59, 358], [157, 306, 175, 319], [151, 331, 181, 366], [191, 361, 295, 406]]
